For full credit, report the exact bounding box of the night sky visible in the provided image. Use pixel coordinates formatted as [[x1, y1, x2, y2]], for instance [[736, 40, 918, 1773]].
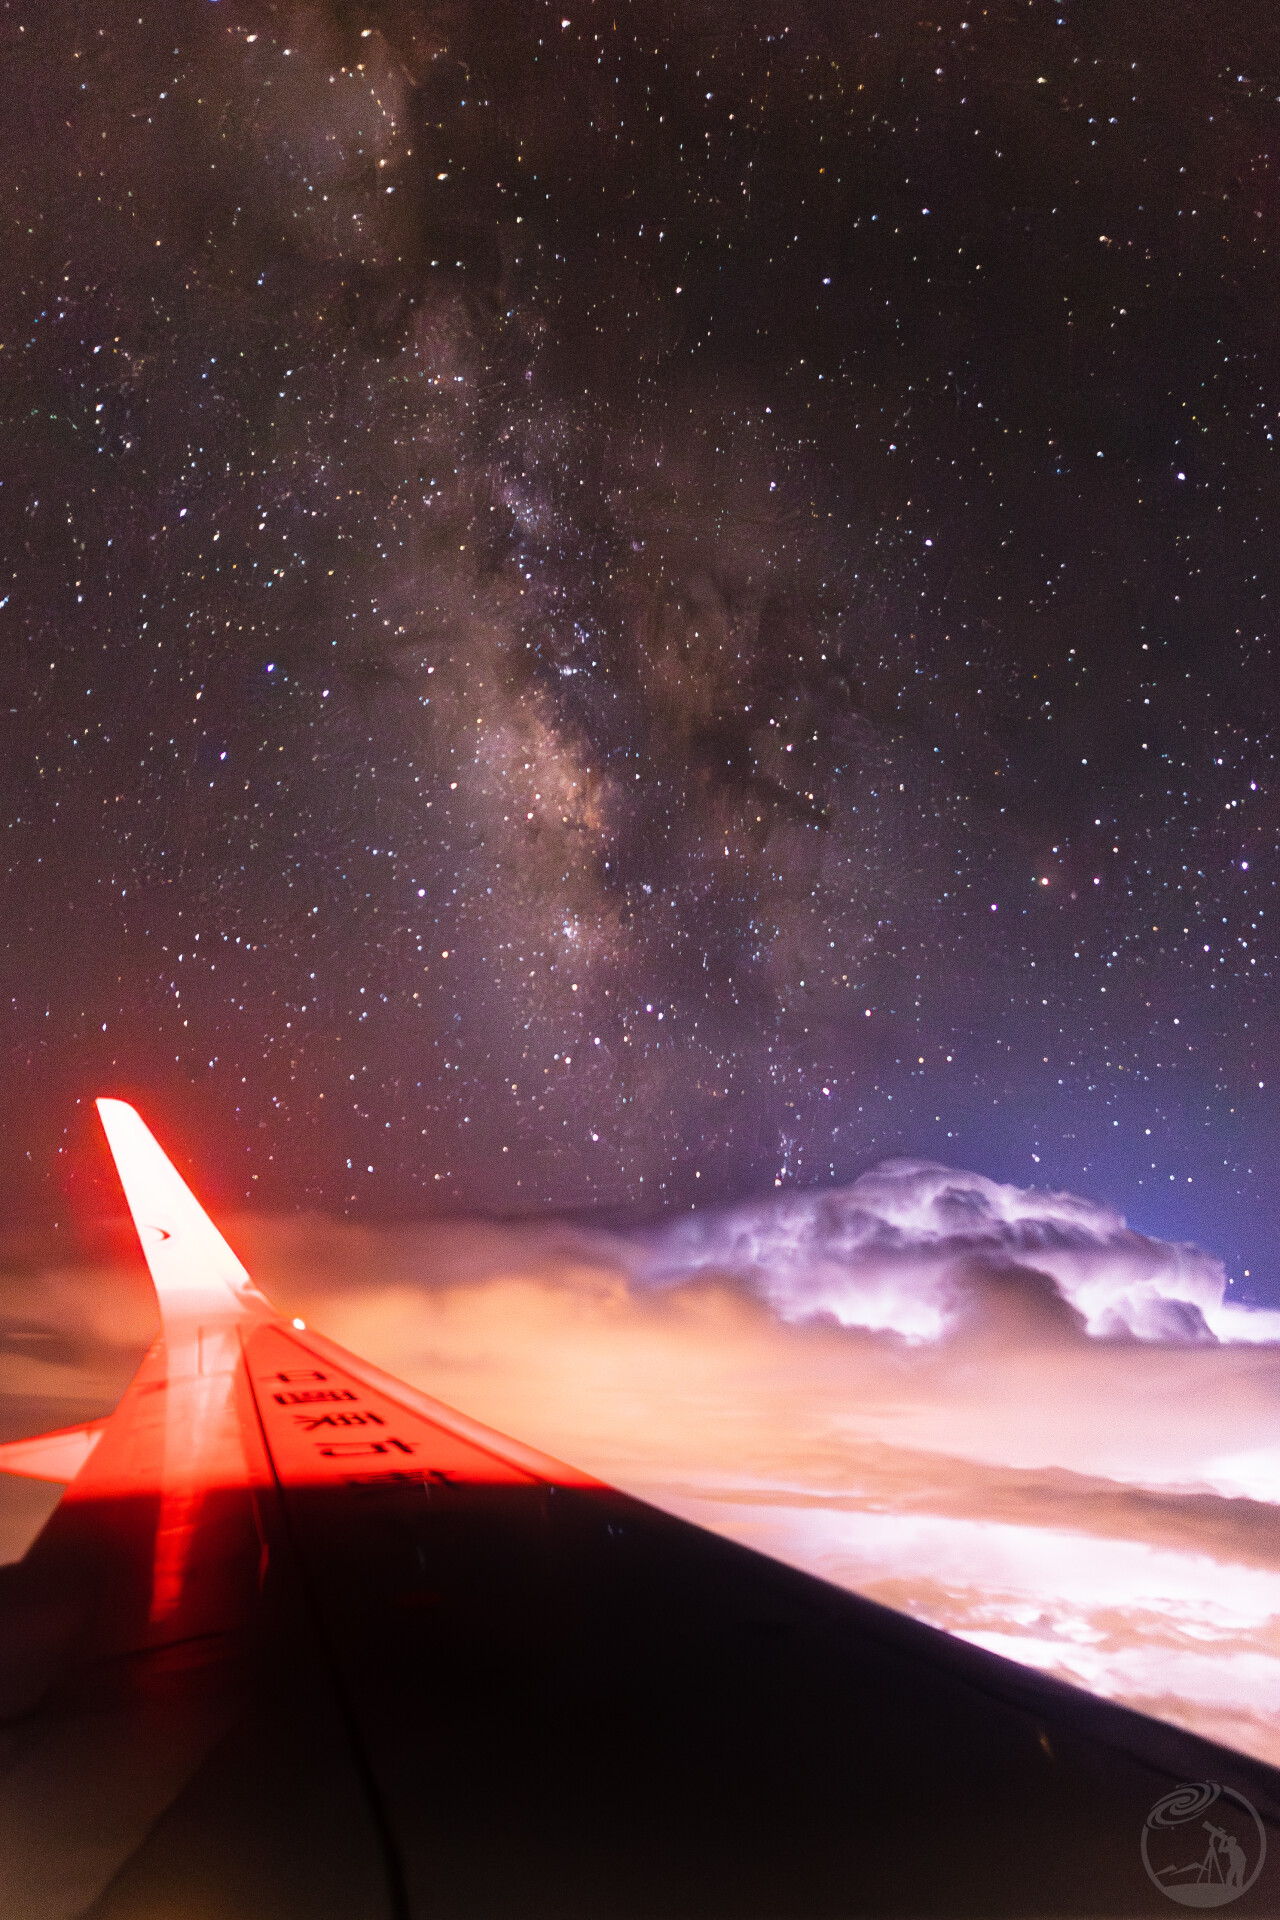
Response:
[[5, 0, 1280, 1292]]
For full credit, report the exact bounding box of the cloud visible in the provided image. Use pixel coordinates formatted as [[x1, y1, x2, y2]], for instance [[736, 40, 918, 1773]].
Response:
[[637, 1159, 1243, 1345], [3, 1169, 1280, 1764]]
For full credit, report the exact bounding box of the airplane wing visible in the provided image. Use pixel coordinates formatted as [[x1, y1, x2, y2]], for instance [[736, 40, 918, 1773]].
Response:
[[0, 1099, 1276, 1918]]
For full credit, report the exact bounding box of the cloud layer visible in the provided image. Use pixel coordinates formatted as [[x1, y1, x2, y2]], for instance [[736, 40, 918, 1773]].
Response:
[[3, 1166, 1280, 1763]]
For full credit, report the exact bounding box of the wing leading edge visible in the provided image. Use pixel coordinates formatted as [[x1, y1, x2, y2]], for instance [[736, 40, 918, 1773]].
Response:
[[0, 1100, 1277, 1919]]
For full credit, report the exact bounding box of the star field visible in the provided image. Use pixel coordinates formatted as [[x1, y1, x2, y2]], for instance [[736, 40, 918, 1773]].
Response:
[[3, 0, 1280, 1294]]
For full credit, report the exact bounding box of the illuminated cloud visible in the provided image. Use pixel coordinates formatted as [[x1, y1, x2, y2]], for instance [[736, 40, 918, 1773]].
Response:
[[638, 1160, 1244, 1345]]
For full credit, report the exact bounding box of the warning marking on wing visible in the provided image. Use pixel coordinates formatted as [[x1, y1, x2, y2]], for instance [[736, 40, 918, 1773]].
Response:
[[244, 1323, 539, 1489]]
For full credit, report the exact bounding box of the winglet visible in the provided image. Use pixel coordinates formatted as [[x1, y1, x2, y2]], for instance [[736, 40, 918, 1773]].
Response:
[[96, 1099, 270, 1323]]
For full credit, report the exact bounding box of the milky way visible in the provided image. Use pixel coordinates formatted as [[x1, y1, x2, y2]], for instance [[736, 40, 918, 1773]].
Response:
[[3, 2, 1280, 1284]]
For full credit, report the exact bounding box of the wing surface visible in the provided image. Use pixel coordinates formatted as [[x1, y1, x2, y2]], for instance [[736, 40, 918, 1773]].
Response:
[[0, 1099, 1276, 1919]]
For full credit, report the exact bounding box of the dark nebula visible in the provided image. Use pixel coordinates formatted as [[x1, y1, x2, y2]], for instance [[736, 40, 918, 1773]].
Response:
[[3, 0, 1280, 1285]]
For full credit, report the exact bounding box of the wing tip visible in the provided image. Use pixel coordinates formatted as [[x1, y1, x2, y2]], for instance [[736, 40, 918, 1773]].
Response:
[[93, 1095, 265, 1313], [95, 1096, 150, 1148]]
